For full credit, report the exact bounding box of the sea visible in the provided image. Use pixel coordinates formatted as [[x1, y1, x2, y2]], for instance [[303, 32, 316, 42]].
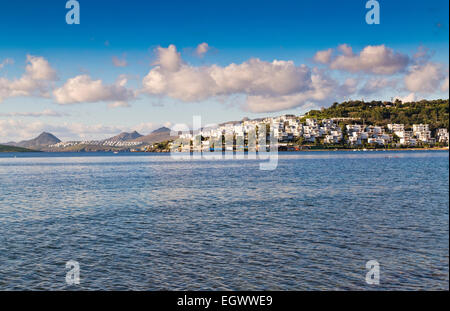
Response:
[[0, 150, 448, 290]]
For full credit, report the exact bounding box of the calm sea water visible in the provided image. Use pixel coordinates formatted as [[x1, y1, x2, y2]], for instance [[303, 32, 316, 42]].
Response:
[[0, 151, 448, 290]]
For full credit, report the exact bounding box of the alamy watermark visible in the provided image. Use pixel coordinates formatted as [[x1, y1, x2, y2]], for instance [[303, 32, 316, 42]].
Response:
[[169, 116, 279, 171], [365, 260, 380, 285], [65, 260, 80, 285], [66, 0, 80, 25], [365, 0, 380, 25], [65, 1, 380, 25]]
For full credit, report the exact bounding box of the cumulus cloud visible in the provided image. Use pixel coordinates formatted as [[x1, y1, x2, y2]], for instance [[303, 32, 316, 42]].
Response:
[[338, 78, 359, 96], [404, 62, 446, 93], [0, 55, 57, 103], [313, 48, 333, 64], [0, 119, 48, 142], [108, 101, 130, 108], [441, 76, 449, 92], [25, 55, 57, 80], [337, 44, 353, 56], [394, 93, 416, 103], [195, 42, 210, 57], [152, 44, 182, 71], [244, 70, 353, 113], [142, 45, 348, 113], [54, 74, 135, 105], [359, 77, 398, 95], [315, 44, 409, 75]]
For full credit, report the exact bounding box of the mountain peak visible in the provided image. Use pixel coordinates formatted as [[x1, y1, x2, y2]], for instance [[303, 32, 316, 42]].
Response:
[[11, 132, 61, 150], [106, 131, 143, 142], [152, 127, 171, 134], [38, 132, 56, 138]]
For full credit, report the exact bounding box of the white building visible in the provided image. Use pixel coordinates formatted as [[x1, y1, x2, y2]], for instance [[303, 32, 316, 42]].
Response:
[[387, 124, 405, 132]]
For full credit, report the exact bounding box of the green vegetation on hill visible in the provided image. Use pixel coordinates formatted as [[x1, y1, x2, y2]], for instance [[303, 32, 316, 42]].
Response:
[[0, 144, 37, 152], [305, 99, 449, 131]]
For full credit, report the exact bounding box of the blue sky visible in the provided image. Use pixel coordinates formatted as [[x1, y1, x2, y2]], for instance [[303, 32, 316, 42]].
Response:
[[0, 0, 448, 141]]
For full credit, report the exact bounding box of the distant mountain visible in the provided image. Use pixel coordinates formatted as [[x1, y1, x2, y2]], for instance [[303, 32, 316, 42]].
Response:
[[9, 132, 61, 150], [151, 127, 171, 134], [104, 131, 143, 142], [133, 127, 175, 144]]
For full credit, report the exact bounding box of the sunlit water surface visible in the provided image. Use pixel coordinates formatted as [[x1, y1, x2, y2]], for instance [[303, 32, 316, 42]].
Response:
[[0, 151, 448, 290]]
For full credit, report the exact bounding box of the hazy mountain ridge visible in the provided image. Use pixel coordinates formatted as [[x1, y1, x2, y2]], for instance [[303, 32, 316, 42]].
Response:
[[2, 126, 175, 152], [132, 127, 174, 144], [6, 132, 61, 150], [3, 99, 448, 152], [103, 130, 143, 142]]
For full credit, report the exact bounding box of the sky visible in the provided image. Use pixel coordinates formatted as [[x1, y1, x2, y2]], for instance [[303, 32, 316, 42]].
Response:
[[0, 0, 449, 141]]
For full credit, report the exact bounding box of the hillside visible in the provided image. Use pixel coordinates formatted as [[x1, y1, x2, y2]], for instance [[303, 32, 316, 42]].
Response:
[[104, 131, 143, 142], [0, 144, 37, 152], [133, 127, 176, 144], [305, 99, 449, 130], [150, 126, 171, 134], [8, 132, 61, 150]]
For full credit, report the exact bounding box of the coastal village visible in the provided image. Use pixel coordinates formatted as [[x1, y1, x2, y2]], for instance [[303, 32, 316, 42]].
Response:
[[5, 99, 449, 153], [173, 115, 449, 152], [42, 114, 450, 153]]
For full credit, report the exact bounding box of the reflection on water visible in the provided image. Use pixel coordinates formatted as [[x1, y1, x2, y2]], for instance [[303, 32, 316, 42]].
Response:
[[0, 151, 448, 290]]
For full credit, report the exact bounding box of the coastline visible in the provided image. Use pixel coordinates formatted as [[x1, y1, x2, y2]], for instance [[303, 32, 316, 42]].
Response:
[[1, 147, 448, 154], [294, 147, 449, 152]]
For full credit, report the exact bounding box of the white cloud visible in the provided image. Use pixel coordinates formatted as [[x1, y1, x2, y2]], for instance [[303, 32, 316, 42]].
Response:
[[359, 78, 398, 95], [152, 44, 182, 71], [337, 44, 353, 56], [338, 78, 358, 96], [404, 62, 446, 93], [245, 69, 347, 113], [394, 93, 416, 103], [142, 45, 346, 113], [316, 44, 409, 75], [441, 76, 449, 92], [313, 48, 333, 64], [25, 55, 57, 80], [108, 101, 130, 108], [195, 42, 210, 57], [0, 119, 48, 142], [54, 74, 135, 105], [0, 55, 57, 103]]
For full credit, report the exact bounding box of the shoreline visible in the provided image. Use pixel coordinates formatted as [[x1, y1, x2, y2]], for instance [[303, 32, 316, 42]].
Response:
[[294, 147, 449, 152], [1, 147, 448, 154]]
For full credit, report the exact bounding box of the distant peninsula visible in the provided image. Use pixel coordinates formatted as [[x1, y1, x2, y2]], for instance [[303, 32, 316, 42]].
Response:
[[0, 144, 38, 152]]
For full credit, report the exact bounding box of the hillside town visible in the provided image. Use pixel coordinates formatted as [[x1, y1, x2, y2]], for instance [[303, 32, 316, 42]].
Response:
[[49, 140, 142, 149], [175, 114, 449, 152], [19, 113, 450, 153]]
